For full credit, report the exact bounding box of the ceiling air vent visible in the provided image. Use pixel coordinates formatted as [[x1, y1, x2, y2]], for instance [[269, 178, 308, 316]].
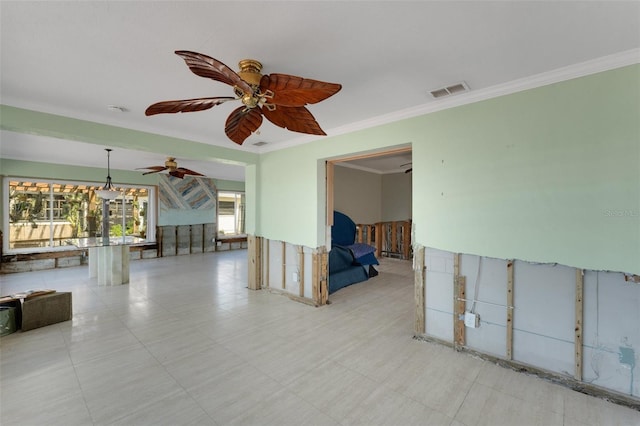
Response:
[[429, 82, 470, 99], [253, 141, 268, 147]]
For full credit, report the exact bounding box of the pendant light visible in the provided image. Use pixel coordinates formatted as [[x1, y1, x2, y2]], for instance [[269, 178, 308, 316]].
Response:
[[95, 148, 121, 200]]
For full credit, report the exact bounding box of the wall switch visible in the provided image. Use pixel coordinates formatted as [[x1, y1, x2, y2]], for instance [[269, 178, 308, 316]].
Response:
[[464, 312, 480, 328], [292, 272, 299, 282]]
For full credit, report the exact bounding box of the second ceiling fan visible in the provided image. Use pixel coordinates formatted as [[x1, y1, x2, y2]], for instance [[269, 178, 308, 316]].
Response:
[[137, 157, 204, 179], [146, 51, 342, 145]]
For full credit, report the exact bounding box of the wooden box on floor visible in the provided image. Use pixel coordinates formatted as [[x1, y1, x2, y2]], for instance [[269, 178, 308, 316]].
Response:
[[21, 292, 72, 331]]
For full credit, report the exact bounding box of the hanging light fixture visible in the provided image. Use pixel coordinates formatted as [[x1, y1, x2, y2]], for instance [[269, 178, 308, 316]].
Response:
[[95, 148, 121, 200]]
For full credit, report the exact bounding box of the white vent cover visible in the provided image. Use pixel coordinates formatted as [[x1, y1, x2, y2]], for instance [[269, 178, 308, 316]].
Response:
[[429, 82, 470, 99]]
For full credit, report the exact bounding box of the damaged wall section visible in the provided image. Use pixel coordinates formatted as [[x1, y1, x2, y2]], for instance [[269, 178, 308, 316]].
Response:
[[418, 246, 639, 402]]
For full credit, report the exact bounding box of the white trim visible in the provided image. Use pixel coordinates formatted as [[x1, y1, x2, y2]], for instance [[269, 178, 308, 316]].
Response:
[[260, 48, 640, 153], [335, 161, 407, 176]]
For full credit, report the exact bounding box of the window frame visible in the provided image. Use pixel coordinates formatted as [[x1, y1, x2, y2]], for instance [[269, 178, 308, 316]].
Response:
[[216, 190, 245, 237], [3, 176, 156, 254]]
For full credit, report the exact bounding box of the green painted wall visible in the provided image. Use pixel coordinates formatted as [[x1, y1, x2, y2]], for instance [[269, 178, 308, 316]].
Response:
[[216, 179, 245, 192], [1, 66, 638, 274], [245, 164, 258, 235], [258, 127, 411, 246], [0, 105, 258, 166], [257, 65, 640, 274]]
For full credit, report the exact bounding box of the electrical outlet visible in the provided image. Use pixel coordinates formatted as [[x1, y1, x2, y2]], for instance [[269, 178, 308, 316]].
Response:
[[464, 312, 480, 328]]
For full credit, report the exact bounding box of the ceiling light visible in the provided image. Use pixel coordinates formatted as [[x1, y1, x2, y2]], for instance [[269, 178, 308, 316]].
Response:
[[95, 148, 121, 200]]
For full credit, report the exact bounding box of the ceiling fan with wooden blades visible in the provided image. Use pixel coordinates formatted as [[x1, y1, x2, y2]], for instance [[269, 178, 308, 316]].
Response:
[[145, 51, 342, 145], [137, 157, 204, 179]]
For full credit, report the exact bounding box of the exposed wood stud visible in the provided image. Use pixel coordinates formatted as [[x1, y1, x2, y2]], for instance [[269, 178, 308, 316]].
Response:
[[575, 268, 584, 381], [453, 253, 460, 348], [414, 245, 426, 335], [298, 245, 305, 298], [247, 235, 255, 289], [507, 260, 514, 360], [312, 248, 320, 304], [624, 274, 640, 283], [265, 238, 270, 288], [391, 221, 398, 253], [320, 248, 329, 305], [282, 241, 286, 290], [375, 223, 382, 256], [402, 221, 411, 259], [247, 235, 261, 290], [257, 237, 263, 289], [157, 226, 163, 257], [454, 276, 466, 349], [454, 253, 460, 278], [326, 162, 334, 226]]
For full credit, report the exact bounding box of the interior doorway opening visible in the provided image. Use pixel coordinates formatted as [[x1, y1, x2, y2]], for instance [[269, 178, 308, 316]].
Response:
[[325, 146, 412, 296]]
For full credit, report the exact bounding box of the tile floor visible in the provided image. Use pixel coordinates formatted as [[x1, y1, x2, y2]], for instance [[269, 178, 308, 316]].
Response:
[[1, 250, 638, 426]]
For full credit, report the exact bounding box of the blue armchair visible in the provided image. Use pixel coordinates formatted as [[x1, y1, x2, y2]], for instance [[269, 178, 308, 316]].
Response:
[[328, 211, 379, 294]]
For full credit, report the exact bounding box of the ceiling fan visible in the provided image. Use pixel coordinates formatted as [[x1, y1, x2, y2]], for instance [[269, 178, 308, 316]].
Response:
[[146, 51, 342, 145], [137, 157, 204, 179]]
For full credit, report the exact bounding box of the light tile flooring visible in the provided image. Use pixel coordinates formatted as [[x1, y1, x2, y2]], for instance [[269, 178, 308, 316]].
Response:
[[1, 250, 638, 426]]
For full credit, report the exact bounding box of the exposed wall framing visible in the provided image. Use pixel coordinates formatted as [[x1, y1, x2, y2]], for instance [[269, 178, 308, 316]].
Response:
[[157, 224, 218, 256], [257, 238, 320, 306], [454, 276, 466, 349], [575, 268, 584, 381], [414, 245, 426, 335], [298, 245, 305, 298], [506, 260, 514, 360], [1, 244, 157, 274], [415, 247, 640, 406], [247, 235, 262, 290]]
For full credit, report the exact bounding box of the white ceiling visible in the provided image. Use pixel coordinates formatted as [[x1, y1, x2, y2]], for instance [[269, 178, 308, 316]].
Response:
[[1, 1, 639, 180]]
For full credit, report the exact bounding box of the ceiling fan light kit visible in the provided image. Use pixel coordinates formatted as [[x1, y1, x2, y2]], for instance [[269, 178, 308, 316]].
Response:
[[146, 51, 342, 145]]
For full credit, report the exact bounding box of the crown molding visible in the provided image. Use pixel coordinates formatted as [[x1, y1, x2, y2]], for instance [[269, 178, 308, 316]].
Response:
[[262, 48, 639, 154]]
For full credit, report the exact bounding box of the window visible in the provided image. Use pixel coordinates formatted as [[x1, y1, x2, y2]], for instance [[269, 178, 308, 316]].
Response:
[[217, 191, 245, 236], [4, 178, 155, 252]]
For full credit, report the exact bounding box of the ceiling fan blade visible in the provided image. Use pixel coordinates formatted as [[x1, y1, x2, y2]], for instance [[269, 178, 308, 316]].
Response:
[[137, 166, 168, 175], [262, 105, 326, 136], [175, 50, 253, 94], [169, 170, 186, 179], [260, 74, 341, 107], [145, 97, 235, 116], [225, 106, 263, 145], [176, 167, 204, 177]]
